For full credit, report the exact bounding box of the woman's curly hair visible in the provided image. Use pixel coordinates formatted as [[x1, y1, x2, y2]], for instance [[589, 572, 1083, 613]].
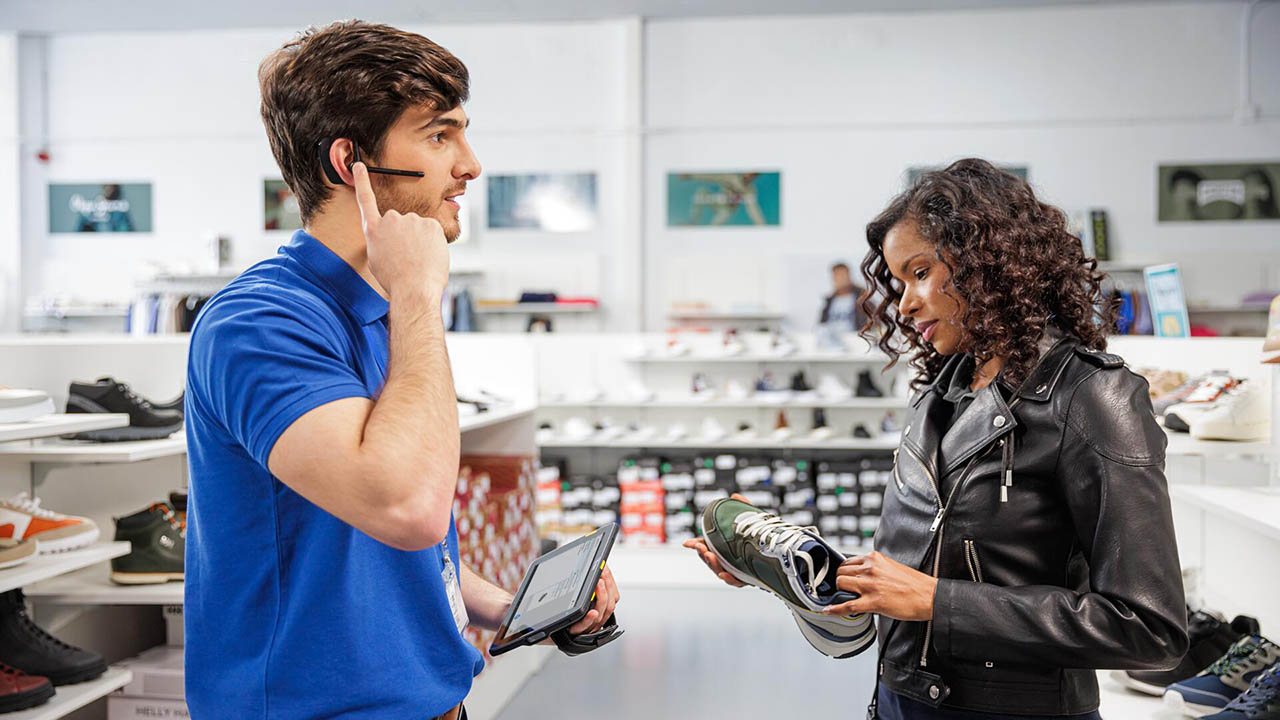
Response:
[[858, 158, 1115, 388]]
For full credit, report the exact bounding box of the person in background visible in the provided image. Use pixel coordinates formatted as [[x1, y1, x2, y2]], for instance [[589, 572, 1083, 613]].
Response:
[[819, 261, 868, 330]]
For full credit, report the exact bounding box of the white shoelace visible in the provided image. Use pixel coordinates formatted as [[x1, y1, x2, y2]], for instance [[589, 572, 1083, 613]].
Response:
[[733, 512, 829, 596], [4, 492, 59, 519]]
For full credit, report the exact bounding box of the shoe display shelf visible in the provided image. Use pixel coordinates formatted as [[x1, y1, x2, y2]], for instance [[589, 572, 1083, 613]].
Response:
[[475, 303, 598, 315], [541, 437, 901, 450], [541, 398, 906, 410], [2, 667, 133, 720], [626, 352, 890, 364]]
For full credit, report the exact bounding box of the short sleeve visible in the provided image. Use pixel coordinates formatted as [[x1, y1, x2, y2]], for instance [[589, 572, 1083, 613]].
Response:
[[188, 290, 371, 468]]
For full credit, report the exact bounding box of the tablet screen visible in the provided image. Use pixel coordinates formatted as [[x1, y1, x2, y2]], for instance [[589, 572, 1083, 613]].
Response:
[[509, 535, 599, 635]]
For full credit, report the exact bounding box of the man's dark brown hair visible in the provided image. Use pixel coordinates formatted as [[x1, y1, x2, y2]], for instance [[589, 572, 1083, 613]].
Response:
[[259, 20, 469, 224]]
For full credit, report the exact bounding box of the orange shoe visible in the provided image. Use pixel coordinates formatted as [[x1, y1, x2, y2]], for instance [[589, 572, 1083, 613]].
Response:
[[0, 493, 99, 553]]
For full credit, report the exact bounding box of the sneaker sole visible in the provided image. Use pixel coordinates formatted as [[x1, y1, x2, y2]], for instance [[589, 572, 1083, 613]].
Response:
[[67, 423, 183, 442], [34, 527, 99, 554], [0, 682, 55, 712], [1190, 419, 1270, 442], [790, 609, 877, 659], [109, 571, 184, 585], [44, 660, 108, 686], [1162, 689, 1224, 718], [1108, 669, 1166, 696]]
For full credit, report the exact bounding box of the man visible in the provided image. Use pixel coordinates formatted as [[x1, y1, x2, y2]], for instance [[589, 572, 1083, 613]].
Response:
[[184, 21, 619, 719], [818, 261, 867, 330]]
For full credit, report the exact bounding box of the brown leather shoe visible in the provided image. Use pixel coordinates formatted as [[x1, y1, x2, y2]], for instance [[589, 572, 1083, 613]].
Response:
[[0, 662, 55, 712]]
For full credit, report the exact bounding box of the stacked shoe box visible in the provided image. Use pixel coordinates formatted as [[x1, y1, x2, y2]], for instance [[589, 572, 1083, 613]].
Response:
[[856, 458, 891, 545], [618, 458, 664, 545], [452, 455, 540, 659], [734, 456, 781, 516], [534, 462, 564, 537], [107, 646, 186, 719], [691, 454, 740, 516], [815, 461, 862, 552], [558, 475, 599, 537], [778, 458, 818, 531], [660, 461, 697, 545]]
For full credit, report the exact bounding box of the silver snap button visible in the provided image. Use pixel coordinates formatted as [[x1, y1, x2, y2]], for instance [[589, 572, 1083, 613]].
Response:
[[993, 416, 1006, 428], [985, 661, 994, 668], [1035, 384, 1047, 393], [929, 685, 940, 699], [904, 424, 912, 435]]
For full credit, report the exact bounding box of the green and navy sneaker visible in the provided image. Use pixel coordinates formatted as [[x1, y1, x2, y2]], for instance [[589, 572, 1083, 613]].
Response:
[[1166, 635, 1280, 717], [1205, 663, 1280, 719], [701, 497, 875, 658]]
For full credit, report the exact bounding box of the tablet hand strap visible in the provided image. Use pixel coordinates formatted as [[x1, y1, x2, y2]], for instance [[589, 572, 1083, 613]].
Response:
[[552, 612, 623, 657]]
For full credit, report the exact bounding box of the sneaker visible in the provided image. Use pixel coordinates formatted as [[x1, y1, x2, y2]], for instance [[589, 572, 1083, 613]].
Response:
[[1118, 611, 1260, 696], [110, 503, 185, 585], [0, 589, 108, 685], [772, 410, 792, 441], [0, 662, 54, 713], [0, 493, 99, 553], [755, 372, 791, 404], [152, 390, 185, 416], [724, 379, 752, 401], [855, 370, 884, 398], [1154, 372, 1229, 417], [700, 418, 727, 442], [1191, 381, 1271, 442], [790, 371, 817, 402], [665, 423, 689, 441], [65, 378, 184, 441], [0, 390, 55, 424], [769, 331, 798, 358], [1204, 663, 1280, 719], [623, 382, 655, 403], [1166, 375, 1240, 432], [1263, 295, 1280, 364], [536, 421, 556, 444], [816, 374, 853, 402], [700, 498, 875, 658], [596, 418, 626, 441], [732, 422, 757, 441], [0, 539, 36, 570], [880, 410, 903, 438], [809, 409, 832, 440], [691, 373, 716, 402], [629, 424, 658, 442], [562, 417, 595, 441], [1166, 635, 1280, 717], [169, 491, 187, 523], [720, 329, 746, 357], [663, 337, 692, 358], [852, 424, 872, 439]]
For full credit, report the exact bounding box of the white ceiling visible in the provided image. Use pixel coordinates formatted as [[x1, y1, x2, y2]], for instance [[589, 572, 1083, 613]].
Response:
[[0, 0, 1207, 33]]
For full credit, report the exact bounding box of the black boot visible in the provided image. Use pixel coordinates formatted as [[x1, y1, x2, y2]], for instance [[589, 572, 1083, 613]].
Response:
[[0, 589, 107, 685], [855, 370, 883, 398]]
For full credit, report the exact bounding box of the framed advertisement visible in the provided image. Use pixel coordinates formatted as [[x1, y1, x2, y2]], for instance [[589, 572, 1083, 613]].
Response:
[[49, 183, 153, 233], [667, 172, 781, 227], [1157, 162, 1280, 221], [264, 179, 303, 231], [1143, 263, 1190, 338], [487, 173, 596, 231]]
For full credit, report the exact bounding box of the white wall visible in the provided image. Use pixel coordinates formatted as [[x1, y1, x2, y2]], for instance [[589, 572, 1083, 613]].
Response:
[[18, 2, 1280, 332], [644, 2, 1280, 330], [0, 33, 19, 333], [25, 20, 642, 327]]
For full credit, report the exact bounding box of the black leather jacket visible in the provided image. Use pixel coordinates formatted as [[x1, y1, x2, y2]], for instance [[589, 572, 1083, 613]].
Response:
[[873, 335, 1189, 716]]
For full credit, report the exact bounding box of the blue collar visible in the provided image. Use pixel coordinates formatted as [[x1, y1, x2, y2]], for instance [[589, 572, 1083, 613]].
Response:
[[283, 230, 389, 326]]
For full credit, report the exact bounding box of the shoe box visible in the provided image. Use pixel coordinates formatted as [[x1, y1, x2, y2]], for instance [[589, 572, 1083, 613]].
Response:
[[108, 645, 188, 720], [660, 462, 696, 544], [618, 457, 664, 544]]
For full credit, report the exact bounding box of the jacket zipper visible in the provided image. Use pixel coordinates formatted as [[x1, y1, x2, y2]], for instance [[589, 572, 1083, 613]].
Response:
[[963, 539, 984, 583]]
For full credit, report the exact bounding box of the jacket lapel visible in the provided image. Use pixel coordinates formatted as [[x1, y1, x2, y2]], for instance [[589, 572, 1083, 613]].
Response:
[[938, 383, 1017, 478]]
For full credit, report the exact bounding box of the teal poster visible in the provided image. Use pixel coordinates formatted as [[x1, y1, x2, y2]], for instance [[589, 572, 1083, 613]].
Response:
[[1144, 263, 1190, 338], [49, 183, 152, 233], [667, 172, 781, 227]]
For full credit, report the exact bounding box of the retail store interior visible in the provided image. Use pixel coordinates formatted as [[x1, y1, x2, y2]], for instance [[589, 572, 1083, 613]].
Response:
[[0, 0, 1278, 718]]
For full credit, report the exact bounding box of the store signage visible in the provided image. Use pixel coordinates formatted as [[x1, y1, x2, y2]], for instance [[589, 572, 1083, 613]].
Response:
[[48, 182, 153, 233], [1157, 162, 1280, 221], [1144, 264, 1190, 338], [667, 171, 781, 227]]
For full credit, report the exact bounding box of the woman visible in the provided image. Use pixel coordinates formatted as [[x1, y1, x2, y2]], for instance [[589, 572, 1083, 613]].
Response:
[[691, 159, 1188, 719]]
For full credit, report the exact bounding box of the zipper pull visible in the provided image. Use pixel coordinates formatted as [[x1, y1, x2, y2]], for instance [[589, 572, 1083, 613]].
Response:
[[929, 507, 945, 533], [1000, 486, 1008, 503]]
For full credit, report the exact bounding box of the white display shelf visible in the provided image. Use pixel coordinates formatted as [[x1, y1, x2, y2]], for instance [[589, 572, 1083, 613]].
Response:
[[667, 311, 786, 321], [540, 397, 907, 410], [626, 353, 890, 364], [0, 414, 128, 443], [460, 404, 536, 434], [8, 667, 132, 720], [540, 436, 900, 450], [0, 543, 131, 595], [1169, 484, 1280, 543], [1163, 431, 1272, 458], [475, 304, 597, 314], [0, 435, 186, 463], [26, 565, 183, 606]]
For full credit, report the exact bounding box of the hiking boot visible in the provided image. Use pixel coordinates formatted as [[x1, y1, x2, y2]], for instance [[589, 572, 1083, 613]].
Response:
[[0, 589, 107, 685], [700, 497, 874, 658], [110, 503, 185, 585]]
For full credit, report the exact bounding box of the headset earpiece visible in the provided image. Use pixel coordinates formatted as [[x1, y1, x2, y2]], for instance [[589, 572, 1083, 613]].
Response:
[[316, 138, 344, 185]]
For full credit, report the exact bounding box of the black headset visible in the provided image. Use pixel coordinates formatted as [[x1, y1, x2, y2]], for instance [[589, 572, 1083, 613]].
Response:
[[316, 138, 425, 185]]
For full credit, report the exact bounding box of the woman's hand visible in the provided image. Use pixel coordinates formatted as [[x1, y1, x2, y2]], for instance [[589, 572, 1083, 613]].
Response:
[[680, 493, 749, 588], [825, 550, 938, 622]]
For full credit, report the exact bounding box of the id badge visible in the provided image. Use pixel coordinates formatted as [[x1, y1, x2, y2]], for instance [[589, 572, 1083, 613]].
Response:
[[442, 543, 469, 633]]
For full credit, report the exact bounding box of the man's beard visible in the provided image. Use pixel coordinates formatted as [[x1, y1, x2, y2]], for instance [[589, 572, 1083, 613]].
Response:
[[372, 180, 461, 242]]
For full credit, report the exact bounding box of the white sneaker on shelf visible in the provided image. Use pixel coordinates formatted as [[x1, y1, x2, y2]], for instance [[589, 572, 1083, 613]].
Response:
[[1165, 374, 1238, 432], [769, 332, 798, 358], [816, 374, 854, 402], [701, 417, 728, 442], [666, 423, 689, 441], [691, 373, 717, 401], [623, 382, 656, 403], [1190, 380, 1271, 441], [880, 410, 904, 438], [663, 337, 692, 357], [597, 418, 626, 441], [0, 390, 55, 424], [629, 424, 658, 441], [755, 372, 792, 404], [724, 379, 752, 401], [720, 329, 747, 357], [562, 416, 596, 441], [536, 422, 556, 444]]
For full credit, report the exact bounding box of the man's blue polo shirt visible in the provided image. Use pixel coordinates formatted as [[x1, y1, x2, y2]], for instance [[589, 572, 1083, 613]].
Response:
[[184, 230, 483, 719]]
